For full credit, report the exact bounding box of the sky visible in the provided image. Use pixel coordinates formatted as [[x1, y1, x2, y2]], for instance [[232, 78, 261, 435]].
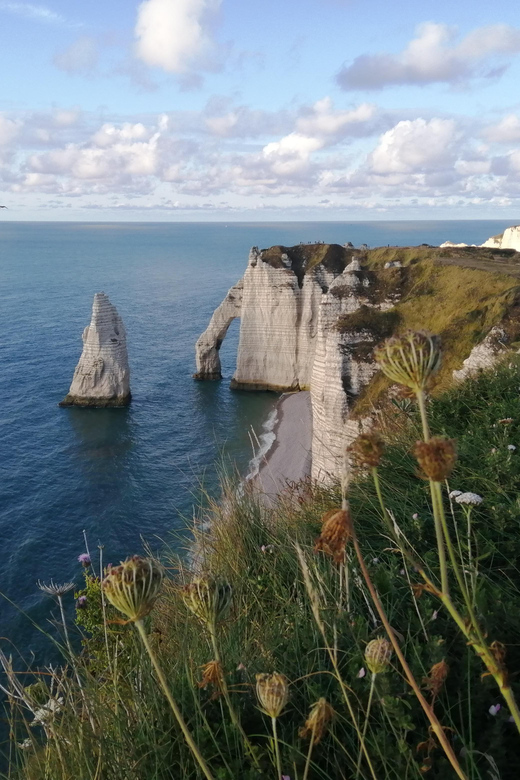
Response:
[[1, 0, 520, 220]]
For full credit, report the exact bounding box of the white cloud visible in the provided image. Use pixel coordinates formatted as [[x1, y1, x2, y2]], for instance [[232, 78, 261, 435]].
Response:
[[0, 115, 21, 145], [262, 133, 323, 175], [337, 22, 520, 90], [53, 37, 99, 75], [368, 118, 459, 174], [135, 0, 221, 74], [0, 2, 66, 24], [483, 115, 520, 144], [295, 98, 377, 138]]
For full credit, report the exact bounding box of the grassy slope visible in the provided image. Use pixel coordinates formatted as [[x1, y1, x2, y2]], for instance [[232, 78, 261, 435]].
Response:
[[352, 248, 520, 415], [11, 359, 520, 780]]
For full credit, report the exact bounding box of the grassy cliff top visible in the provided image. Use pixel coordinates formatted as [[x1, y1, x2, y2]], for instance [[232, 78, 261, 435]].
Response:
[[260, 242, 352, 283], [349, 246, 520, 416]]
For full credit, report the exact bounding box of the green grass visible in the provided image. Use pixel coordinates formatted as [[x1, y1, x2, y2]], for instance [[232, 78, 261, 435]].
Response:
[[5, 359, 520, 779]]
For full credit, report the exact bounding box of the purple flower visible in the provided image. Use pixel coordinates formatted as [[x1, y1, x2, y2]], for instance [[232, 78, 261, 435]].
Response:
[[77, 596, 87, 609], [78, 553, 91, 567], [489, 704, 501, 716]]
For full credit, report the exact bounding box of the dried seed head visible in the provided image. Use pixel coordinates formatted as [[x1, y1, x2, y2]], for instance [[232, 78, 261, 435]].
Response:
[[198, 660, 224, 694], [181, 577, 233, 629], [37, 580, 75, 597], [102, 556, 164, 623], [314, 508, 352, 565], [348, 433, 385, 469], [256, 673, 289, 718], [374, 330, 441, 393], [365, 638, 393, 674], [299, 698, 335, 744], [423, 659, 449, 699], [414, 437, 457, 482]]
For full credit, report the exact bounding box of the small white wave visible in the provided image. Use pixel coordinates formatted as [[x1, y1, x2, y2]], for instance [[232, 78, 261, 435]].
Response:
[[245, 406, 279, 482]]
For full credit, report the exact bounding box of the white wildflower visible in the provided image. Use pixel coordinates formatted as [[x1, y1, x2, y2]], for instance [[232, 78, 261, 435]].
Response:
[[489, 704, 501, 716], [449, 490, 462, 499], [508, 444, 516, 451], [455, 492, 483, 506], [31, 697, 63, 726], [412, 513, 419, 520], [17, 738, 32, 750], [357, 667, 366, 678]]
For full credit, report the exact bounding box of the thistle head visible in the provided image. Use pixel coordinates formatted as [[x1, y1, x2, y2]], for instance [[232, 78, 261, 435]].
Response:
[[299, 697, 335, 744], [423, 659, 449, 699], [78, 553, 91, 568], [256, 672, 289, 718], [348, 432, 385, 469], [314, 508, 352, 565], [365, 638, 393, 675], [414, 437, 457, 482], [374, 330, 441, 393], [181, 577, 233, 629], [102, 556, 164, 623]]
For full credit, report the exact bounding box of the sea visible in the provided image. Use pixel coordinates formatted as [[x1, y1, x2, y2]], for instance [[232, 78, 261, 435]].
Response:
[[0, 219, 514, 662]]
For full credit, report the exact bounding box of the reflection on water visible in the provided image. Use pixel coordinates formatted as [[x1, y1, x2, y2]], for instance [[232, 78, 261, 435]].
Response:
[[66, 407, 135, 461]]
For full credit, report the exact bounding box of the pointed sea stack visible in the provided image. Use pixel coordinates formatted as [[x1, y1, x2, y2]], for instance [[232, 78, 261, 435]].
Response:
[[60, 292, 131, 407]]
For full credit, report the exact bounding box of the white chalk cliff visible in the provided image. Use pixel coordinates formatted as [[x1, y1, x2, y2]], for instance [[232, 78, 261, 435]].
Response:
[[441, 224, 520, 252], [195, 245, 397, 480], [60, 292, 131, 407]]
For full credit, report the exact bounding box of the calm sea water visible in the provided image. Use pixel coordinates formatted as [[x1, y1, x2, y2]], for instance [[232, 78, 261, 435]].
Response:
[[0, 219, 513, 660]]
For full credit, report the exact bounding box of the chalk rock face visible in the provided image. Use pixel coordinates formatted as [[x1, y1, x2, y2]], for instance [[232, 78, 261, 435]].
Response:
[[60, 292, 130, 407], [196, 245, 397, 482], [310, 261, 381, 480], [452, 327, 508, 382], [194, 280, 243, 380], [480, 225, 520, 251], [441, 225, 520, 252]]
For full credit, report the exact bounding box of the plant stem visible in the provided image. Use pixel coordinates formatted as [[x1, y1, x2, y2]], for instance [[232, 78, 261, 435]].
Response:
[[135, 620, 215, 780], [208, 626, 260, 768], [272, 716, 282, 780], [350, 528, 467, 780], [356, 672, 376, 780], [296, 545, 378, 780], [430, 482, 520, 734], [302, 722, 316, 780], [416, 390, 431, 442], [430, 479, 450, 597]]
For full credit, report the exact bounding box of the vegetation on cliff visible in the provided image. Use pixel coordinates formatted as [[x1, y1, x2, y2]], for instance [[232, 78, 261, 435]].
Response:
[[4, 348, 520, 779]]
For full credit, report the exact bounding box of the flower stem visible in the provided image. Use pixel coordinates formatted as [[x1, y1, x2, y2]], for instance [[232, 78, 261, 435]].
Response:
[[302, 722, 316, 780], [350, 527, 467, 780], [356, 672, 376, 779], [135, 620, 215, 780], [208, 626, 260, 768], [271, 716, 282, 780]]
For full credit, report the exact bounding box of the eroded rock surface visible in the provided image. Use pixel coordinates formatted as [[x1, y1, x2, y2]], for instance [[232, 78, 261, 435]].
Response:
[[60, 292, 130, 407]]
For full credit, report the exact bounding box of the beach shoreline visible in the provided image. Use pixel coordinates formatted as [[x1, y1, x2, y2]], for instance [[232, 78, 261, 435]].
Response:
[[253, 390, 312, 501]]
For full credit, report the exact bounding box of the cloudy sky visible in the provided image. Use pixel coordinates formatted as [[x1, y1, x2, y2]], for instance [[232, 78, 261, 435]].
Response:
[[1, 0, 520, 220]]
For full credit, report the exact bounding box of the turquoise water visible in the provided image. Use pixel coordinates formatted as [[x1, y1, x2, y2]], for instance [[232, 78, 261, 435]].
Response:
[[0, 219, 514, 659]]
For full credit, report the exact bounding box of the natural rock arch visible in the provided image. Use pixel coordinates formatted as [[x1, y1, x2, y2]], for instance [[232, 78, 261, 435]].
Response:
[[193, 280, 243, 380]]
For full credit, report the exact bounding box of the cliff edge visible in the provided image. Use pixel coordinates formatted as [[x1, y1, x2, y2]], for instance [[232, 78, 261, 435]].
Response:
[[196, 242, 520, 481]]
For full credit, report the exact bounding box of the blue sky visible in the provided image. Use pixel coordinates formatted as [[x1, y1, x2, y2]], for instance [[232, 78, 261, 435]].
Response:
[[1, 0, 520, 220]]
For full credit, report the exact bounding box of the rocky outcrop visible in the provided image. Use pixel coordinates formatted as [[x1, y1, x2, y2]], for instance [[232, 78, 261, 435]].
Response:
[[196, 245, 400, 481], [60, 292, 130, 407], [194, 280, 243, 380], [452, 327, 509, 382]]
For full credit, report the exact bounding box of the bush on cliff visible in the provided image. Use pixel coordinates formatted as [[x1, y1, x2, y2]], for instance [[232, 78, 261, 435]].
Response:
[[4, 356, 520, 779]]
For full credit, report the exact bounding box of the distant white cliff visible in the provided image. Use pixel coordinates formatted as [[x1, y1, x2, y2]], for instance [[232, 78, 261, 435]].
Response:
[[440, 224, 520, 252], [60, 292, 131, 407]]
